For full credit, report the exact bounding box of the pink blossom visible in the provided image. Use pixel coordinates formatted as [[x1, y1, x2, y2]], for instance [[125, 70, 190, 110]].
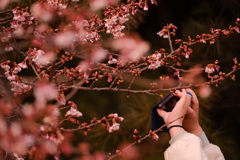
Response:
[[1, 30, 12, 42], [5, 46, 14, 51], [151, 133, 159, 140], [7, 74, 17, 81], [85, 31, 100, 42], [157, 30, 168, 38], [148, 52, 162, 69], [108, 58, 118, 64], [34, 82, 58, 109], [10, 123, 22, 138], [44, 141, 58, 154], [143, 4, 148, 11], [65, 107, 83, 117], [54, 31, 76, 48], [0, 118, 7, 135], [111, 34, 150, 61], [90, 0, 109, 11], [13, 153, 24, 160], [107, 76, 112, 82], [198, 86, 212, 99], [12, 65, 22, 74], [31, 3, 53, 22], [13, 27, 25, 37], [0, 0, 10, 9], [91, 48, 107, 62], [18, 61, 28, 69], [32, 49, 55, 68], [10, 81, 32, 93], [117, 117, 124, 122], [205, 66, 215, 74], [22, 104, 35, 118], [43, 105, 60, 126], [76, 61, 90, 73], [108, 122, 120, 133], [148, 61, 161, 69], [0, 63, 10, 71]]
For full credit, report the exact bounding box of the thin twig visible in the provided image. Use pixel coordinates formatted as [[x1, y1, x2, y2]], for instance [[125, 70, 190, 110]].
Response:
[[167, 27, 174, 53]]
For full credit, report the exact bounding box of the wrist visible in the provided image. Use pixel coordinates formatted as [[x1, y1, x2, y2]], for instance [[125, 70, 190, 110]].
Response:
[[168, 125, 185, 138], [191, 125, 203, 136], [167, 119, 183, 128]]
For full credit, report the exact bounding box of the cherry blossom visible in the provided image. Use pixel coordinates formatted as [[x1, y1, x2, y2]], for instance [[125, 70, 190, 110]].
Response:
[[0, 1, 240, 159], [65, 107, 83, 118], [205, 65, 215, 74], [108, 122, 120, 133]]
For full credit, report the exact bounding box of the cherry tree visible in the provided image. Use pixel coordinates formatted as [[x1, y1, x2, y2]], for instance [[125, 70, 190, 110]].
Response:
[[0, 0, 240, 159]]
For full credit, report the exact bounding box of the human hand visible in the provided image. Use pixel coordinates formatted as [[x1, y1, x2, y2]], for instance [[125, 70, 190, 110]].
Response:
[[182, 89, 203, 135], [157, 89, 191, 137]]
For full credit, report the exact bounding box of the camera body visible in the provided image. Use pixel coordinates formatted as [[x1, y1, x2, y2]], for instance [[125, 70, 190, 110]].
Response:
[[150, 92, 192, 132]]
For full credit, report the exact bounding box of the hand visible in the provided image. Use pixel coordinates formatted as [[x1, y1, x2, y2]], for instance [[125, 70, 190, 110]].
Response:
[[157, 89, 191, 137], [183, 89, 203, 135]]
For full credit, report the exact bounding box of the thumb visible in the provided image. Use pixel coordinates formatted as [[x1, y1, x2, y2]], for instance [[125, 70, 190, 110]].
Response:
[[187, 107, 194, 114], [157, 109, 167, 118]]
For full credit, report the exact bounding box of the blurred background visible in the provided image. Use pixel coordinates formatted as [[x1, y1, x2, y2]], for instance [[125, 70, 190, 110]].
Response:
[[2, 0, 240, 160]]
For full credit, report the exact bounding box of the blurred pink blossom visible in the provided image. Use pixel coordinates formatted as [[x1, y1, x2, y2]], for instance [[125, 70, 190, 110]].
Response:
[[90, 0, 108, 11], [198, 86, 212, 99], [34, 81, 58, 109], [32, 49, 55, 68], [54, 31, 76, 48], [31, 3, 53, 22], [43, 105, 60, 126], [0, 118, 7, 135], [91, 48, 107, 62], [119, 142, 140, 160], [111, 34, 150, 62], [0, 0, 10, 9]]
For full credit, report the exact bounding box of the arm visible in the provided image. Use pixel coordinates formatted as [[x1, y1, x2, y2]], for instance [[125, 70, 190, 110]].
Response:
[[157, 90, 207, 160], [158, 89, 225, 160], [183, 89, 225, 160], [157, 89, 191, 138]]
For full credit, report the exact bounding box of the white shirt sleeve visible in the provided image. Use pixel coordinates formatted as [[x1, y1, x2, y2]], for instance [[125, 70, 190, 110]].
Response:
[[164, 132, 225, 160]]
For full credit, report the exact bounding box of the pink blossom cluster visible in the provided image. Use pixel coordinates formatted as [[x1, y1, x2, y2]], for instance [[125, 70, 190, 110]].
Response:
[[148, 51, 163, 69], [11, 7, 34, 29], [106, 113, 124, 133], [0, 120, 34, 155], [204, 61, 220, 74], [28, 48, 52, 68], [157, 23, 177, 38], [104, 14, 128, 38], [1, 7, 34, 51], [0, 61, 32, 94], [102, 0, 157, 38]]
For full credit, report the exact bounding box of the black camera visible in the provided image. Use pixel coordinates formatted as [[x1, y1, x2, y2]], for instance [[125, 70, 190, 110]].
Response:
[[150, 92, 192, 132]]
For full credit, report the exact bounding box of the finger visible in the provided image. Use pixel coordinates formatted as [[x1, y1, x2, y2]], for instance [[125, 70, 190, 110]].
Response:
[[187, 106, 194, 114], [157, 109, 167, 118], [177, 89, 187, 105], [173, 89, 188, 112], [186, 88, 199, 111]]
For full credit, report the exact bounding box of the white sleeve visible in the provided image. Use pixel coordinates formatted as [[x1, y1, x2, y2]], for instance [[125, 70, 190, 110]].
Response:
[[164, 132, 208, 160], [198, 132, 225, 160]]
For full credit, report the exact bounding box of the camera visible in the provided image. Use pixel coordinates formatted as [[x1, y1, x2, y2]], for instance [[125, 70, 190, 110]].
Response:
[[150, 92, 192, 131]]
